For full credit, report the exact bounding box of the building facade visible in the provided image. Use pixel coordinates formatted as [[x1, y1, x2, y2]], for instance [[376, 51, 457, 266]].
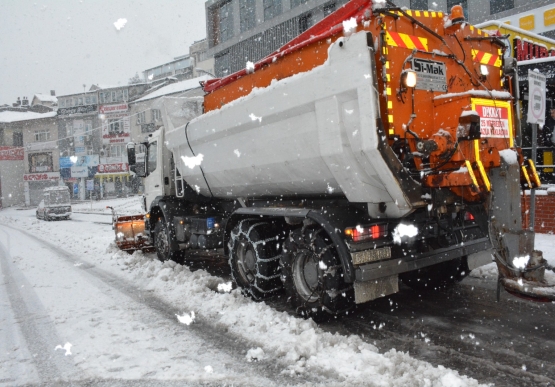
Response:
[[57, 90, 101, 199], [203, 0, 555, 78], [204, 0, 349, 77], [0, 102, 59, 207], [0, 106, 29, 208]]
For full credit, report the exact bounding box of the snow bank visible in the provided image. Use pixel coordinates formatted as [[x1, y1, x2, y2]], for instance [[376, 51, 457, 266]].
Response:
[[115, 249, 486, 386]]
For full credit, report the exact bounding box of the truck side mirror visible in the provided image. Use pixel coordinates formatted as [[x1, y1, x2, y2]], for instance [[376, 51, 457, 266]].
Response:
[[127, 142, 136, 165], [127, 142, 146, 177]]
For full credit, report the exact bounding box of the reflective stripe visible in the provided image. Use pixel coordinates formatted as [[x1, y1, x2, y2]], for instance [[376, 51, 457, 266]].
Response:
[[386, 31, 428, 51]]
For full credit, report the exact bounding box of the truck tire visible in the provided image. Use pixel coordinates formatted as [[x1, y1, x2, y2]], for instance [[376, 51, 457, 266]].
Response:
[[400, 257, 468, 290], [281, 226, 354, 321], [228, 219, 282, 300], [153, 220, 184, 263]]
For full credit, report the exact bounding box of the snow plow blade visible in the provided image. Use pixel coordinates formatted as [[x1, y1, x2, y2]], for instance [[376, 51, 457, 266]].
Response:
[[490, 155, 555, 301], [107, 207, 152, 252]]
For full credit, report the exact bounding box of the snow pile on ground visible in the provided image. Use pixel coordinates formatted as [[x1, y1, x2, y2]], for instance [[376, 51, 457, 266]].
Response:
[[72, 196, 145, 215], [110, 247, 486, 386]]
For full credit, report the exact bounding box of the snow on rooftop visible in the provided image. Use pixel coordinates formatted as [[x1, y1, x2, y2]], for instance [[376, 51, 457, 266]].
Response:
[[33, 93, 58, 103], [518, 56, 555, 66], [134, 75, 210, 102], [0, 110, 56, 123]]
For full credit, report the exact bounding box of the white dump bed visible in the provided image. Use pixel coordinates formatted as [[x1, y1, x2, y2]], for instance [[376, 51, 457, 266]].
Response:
[[166, 31, 413, 217]]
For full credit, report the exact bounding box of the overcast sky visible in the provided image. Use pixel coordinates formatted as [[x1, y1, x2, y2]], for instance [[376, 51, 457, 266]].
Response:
[[0, 0, 207, 105]]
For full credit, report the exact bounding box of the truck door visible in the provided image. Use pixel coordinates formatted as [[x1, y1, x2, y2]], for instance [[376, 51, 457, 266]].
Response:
[[144, 140, 163, 209]]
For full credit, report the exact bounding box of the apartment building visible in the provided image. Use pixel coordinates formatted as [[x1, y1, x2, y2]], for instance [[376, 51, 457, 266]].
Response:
[[204, 0, 349, 77]]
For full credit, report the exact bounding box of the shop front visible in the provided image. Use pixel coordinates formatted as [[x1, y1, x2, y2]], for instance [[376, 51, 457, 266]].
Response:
[[95, 163, 131, 198], [23, 172, 61, 206]]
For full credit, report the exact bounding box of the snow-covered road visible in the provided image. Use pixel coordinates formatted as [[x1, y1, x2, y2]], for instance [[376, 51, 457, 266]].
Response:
[[0, 220, 294, 386], [0, 197, 553, 386]]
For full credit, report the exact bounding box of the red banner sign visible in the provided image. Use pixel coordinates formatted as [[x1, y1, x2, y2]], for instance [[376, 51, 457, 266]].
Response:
[[0, 147, 24, 161], [97, 163, 128, 173], [23, 172, 60, 181], [99, 104, 128, 114]]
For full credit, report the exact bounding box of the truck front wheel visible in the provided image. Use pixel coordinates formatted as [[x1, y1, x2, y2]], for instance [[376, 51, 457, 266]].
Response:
[[154, 220, 184, 263], [229, 219, 282, 300], [281, 226, 354, 321]]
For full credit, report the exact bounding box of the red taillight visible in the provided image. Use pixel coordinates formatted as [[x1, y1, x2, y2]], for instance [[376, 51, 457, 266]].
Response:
[[464, 212, 475, 221], [345, 224, 388, 242]]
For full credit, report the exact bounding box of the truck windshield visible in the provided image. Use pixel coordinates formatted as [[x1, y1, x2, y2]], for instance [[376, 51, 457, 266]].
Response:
[[46, 191, 70, 205]]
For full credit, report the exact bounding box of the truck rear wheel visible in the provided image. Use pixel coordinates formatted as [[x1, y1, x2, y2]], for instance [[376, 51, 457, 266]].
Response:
[[400, 257, 468, 290], [153, 220, 184, 263], [228, 220, 282, 300], [281, 226, 354, 321]]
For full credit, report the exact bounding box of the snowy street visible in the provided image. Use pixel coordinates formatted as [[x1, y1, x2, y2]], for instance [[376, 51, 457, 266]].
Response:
[[0, 197, 554, 386]]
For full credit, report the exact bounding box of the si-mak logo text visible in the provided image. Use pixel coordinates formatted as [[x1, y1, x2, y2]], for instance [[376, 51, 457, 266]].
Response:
[[413, 58, 445, 75]]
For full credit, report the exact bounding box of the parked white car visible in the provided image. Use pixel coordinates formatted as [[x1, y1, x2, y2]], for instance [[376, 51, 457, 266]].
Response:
[[36, 186, 72, 221]]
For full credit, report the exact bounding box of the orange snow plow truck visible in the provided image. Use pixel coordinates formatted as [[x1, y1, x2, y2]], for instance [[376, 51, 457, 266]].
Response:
[[125, 0, 555, 320]]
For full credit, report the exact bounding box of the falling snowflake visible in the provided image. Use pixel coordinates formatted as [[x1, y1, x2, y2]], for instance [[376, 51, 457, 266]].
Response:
[[55, 343, 72, 356], [176, 311, 195, 325], [181, 154, 204, 169], [249, 113, 262, 123], [113, 18, 127, 31]]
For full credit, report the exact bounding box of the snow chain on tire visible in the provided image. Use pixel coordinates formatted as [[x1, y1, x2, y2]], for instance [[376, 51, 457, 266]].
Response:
[[281, 225, 354, 321], [228, 218, 283, 300]]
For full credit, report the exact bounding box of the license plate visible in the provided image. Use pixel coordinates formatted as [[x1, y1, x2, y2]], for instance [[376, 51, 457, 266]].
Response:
[[352, 246, 392, 265]]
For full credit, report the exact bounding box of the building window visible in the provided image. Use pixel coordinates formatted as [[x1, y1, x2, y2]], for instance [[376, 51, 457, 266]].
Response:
[[60, 100, 66, 108], [240, 0, 256, 33], [29, 152, 53, 173], [110, 145, 124, 158], [91, 95, 98, 104], [34, 129, 50, 142], [264, 0, 282, 21], [323, 3, 336, 16], [298, 13, 313, 33], [291, 0, 308, 8], [100, 91, 127, 104], [85, 121, 92, 134], [446, 0, 468, 20], [13, 131, 23, 147], [490, 0, 513, 15], [151, 109, 162, 122], [212, 1, 234, 45], [108, 119, 122, 134], [410, 0, 427, 9], [137, 111, 146, 125]]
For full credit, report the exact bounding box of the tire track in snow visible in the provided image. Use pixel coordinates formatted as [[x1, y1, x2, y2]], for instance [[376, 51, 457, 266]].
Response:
[[0, 228, 83, 384], [0, 223, 338, 387]]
